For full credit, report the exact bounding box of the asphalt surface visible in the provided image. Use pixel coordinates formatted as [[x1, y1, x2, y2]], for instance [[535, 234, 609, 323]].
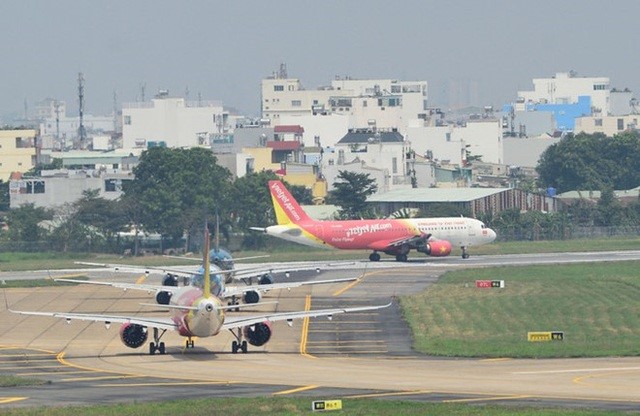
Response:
[[2, 251, 640, 410]]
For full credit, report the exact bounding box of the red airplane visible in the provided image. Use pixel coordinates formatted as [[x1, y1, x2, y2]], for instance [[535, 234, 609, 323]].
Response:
[[252, 180, 496, 261]]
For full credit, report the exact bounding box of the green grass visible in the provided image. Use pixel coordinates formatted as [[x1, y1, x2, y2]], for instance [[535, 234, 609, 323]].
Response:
[[0, 374, 47, 387], [0, 277, 87, 288], [0, 397, 623, 416], [400, 260, 640, 358]]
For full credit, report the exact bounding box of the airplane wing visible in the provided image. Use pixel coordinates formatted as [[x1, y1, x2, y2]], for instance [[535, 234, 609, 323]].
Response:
[[8, 308, 177, 331], [222, 302, 391, 330], [55, 278, 182, 294], [368, 233, 431, 251], [222, 276, 358, 299], [74, 261, 200, 279]]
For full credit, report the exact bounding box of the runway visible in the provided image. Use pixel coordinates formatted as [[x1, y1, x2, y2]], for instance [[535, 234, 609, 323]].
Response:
[[2, 251, 640, 410]]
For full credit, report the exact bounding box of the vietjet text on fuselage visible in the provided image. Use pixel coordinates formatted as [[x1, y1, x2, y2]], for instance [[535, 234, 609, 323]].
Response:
[[254, 180, 497, 262]]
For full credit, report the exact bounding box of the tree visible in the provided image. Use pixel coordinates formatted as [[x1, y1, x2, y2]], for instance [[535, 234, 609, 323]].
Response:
[[123, 147, 232, 250], [5, 203, 52, 247], [537, 131, 640, 193], [74, 189, 129, 252], [227, 171, 279, 249], [327, 171, 378, 219], [0, 180, 9, 212]]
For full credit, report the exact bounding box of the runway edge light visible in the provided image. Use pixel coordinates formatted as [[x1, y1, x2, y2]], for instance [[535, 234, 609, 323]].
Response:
[[312, 400, 343, 411]]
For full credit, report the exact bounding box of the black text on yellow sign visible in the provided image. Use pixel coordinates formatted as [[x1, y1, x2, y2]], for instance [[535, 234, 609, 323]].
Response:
[[527, 331, 564, 342], [312, 400, 343, 411]]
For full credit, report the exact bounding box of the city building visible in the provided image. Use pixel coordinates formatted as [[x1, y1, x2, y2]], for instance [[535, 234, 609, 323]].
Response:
[[121, 92, 238, 149], [0, 129, 38, 181], [261, 64, 429, 147], [574, 114, 639, 136]]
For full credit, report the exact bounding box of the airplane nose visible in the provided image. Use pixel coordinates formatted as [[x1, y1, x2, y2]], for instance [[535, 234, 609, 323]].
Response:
[[488, 228, 497, 242]]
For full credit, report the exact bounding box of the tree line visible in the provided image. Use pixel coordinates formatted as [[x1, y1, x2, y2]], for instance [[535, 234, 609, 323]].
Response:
[[3, 130, 640, 252]]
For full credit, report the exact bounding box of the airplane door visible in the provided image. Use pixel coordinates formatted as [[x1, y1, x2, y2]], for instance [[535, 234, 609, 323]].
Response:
[[467, 222, 476, 237]]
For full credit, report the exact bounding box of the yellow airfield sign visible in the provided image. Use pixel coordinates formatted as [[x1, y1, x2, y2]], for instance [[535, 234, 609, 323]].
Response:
[[527, 331, 564, 342], [312, 400, 343, 411]]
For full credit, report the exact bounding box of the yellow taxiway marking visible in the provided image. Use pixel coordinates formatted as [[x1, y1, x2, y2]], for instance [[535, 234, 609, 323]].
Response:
[[480, 357, 512, 362], [298, 295, 316, 359], [332, 268, 396, 296], [0, 397, 28, 404], [135, 274, 148, 285], [345, 390, 431, 399], [444, 394, 532, 403], [273, 385, 319, 395], [54, 273, 87, 279], [0, 353, 57, 359]]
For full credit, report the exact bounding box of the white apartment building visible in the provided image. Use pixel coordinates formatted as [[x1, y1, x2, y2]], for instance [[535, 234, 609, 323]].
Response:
[[516, 71, 611, 114], [406, 119, 504, 166], [122, 95, 236, 149], [261, 67, 428, 143]]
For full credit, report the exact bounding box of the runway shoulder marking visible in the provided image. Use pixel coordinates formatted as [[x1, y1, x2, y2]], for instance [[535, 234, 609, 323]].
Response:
[[444, 394, 532, 403], [345, 390, 431, 399], [273, 385, 319, 395], [99, 381, 239, 387]]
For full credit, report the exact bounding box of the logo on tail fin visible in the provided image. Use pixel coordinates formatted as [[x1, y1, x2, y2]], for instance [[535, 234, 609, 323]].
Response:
[[268, 181, 312, 225]]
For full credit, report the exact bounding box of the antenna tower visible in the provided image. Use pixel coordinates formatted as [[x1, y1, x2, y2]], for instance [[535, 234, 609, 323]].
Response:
[[78, 72, 86, 148]]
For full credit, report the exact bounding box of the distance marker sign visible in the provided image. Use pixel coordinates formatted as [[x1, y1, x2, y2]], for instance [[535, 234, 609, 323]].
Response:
[[475, 280, 505, 288], [312, 400, 343, 411]]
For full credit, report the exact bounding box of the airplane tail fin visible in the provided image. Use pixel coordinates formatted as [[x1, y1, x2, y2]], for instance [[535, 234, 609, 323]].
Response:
[[268, 180, 313, 225], [203, 224, 212, 297]]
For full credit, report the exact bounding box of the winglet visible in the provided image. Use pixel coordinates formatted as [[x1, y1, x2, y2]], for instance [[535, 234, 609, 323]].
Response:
[[203, 224, 212, 297]]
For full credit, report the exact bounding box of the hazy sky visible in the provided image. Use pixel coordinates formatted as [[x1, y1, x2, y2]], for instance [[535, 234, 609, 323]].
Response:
[[1, 1, 639, 120]]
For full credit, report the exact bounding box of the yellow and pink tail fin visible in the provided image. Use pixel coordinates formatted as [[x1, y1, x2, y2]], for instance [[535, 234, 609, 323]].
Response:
[[202, 224, 211, 297], [268, 180, 312, 225]]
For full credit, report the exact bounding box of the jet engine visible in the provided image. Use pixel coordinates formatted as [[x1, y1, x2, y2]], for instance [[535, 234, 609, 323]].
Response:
[[418, 240, 452, 257], [162, 273, 179, 286], [242, 290, 262, 304], [243, 321, 272, 346], [120, 323, 148, 348], [155, 291, 172, 305], [258, 273, 274, 285]]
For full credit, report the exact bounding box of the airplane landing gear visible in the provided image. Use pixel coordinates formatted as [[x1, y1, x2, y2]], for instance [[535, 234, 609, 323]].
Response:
[[231, 340, 248, 354], [230, 328, 249, 354], [149, 328, 167, 355], [395, 253, 408, 262], [185, 337, 195, 349], [461, 247, 470, 259], [369, 252, 381, 262]]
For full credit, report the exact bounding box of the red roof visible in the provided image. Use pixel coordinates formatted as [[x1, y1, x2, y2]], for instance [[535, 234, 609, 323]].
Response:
[[267, 141, 301, 151], [274, 125, 304, 134]]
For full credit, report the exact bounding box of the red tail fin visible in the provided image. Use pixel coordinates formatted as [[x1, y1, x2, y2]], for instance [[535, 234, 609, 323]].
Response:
[[268, 180, 312, 225]]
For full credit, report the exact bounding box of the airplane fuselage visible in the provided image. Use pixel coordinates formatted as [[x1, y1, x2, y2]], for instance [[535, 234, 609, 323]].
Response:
[[170, 286, 225, 338], [264, 217, 495, 251]]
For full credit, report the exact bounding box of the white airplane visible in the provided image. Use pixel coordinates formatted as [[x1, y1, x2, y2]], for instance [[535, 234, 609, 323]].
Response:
[[70, 260, 350, 307], [252, 180, 497, 261], [8, 226, 390, 355]]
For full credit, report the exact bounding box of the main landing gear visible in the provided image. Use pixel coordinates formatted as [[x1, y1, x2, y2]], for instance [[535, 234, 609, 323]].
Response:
[[230, 328, 248, 354], [149, 328, 167, 355], [461, 246, 470, 259], [369, 252, 381, 262], [395, 253, 408, 262]]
